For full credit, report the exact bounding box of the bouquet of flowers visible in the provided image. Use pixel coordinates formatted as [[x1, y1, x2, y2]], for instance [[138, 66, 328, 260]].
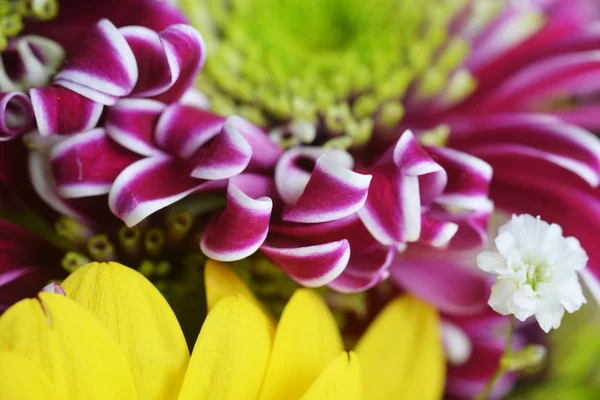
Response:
[[1, 0, 600, 398]]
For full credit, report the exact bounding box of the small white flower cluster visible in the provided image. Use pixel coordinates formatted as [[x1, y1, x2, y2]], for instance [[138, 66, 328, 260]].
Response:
[[477, 214, 587, 333]]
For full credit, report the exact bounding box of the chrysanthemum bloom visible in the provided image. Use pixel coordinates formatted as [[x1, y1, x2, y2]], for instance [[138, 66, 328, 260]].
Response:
[[478, 214, 587, 332], [178, 0, 600, 299], [3, 6, 495, 300], [0, 260, 445, 399]]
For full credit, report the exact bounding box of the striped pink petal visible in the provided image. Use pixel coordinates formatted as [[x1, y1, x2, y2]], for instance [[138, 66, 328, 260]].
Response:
[[30, 86, 103, 136], [426, 146, 493, 211], [357, 165, 419, 246], [449, 113, 600, 186], [150, 24, 206, 104], [0, 92, 33, 141], [108, 156, 224, 227], [228, 115, 283, 172], [392, 130, 445, 176], [480, 51, 600, 112], [190, 117, 252, 180], [420, 215, 459, 248], [105, 98, 165, 156], [427, 207, 493, 251], [358, 130, 446, 247], [21, 0, 188, 54], [154, 104, 225, 158], [200, 181, 272, 261], [122, 23, 205, 101], [260, 240, 350, 287], [275, 147, 353, 205], [50, 128, 140, 198], [54, 19, 138, 105], [329, 246, 394, 293], [328, 269, 390, 293], [121, 26, 171, 98], [282, 153, 371, 223]]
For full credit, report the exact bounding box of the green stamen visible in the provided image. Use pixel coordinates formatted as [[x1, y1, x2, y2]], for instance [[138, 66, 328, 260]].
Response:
[[118, 226, 142, 258], [419, 124, 451, 147], [167, 211, 193, 247], [182, 0, 479, 146], [54, 216, 91, 246], [0, 0, 59, 50], [144, 228, 166, 258], [155, 261, 172, 277], [61, 251, 90, 273], [87, 234, 116, 262], [138, 259, 156, 278]]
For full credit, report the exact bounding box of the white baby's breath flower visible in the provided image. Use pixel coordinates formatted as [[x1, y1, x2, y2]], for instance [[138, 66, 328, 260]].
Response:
[[477, 214, 588, 333]]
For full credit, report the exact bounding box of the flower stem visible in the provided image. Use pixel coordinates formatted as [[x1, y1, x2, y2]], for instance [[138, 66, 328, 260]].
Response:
[[475, 316, 516, 400]]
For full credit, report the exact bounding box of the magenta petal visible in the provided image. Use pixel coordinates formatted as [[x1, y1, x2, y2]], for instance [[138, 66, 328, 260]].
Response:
[[190, 117, 252, 180], [481, 51, 600, 111], [390, 257, 489, 316], [328, 269, 389, 293], [275, 147, 353, 205], [329, 246, 394, 293], [228, 116, 283, 172], [200, 182, 272, 261], [50, 128, 140, 198], [150, 24, 206, 103], [358, 165, 420, 246], [428, 207, 493, 251], [109, 156, 224, 226], [121, 26, 172, 98], [260, 240, 350, 287], [392, 130, 444, 176], [54, 19, 138, 105], [30, 86, 103, 136], [419, 215, 459, 248], [282, 153, 371, 223], [22, 0, 188, 53], [105, 98, 165, 156], [451, 114, 600, 187], [126, 0, 189, 33], [0, 219, 60, 309], [0, 92, 33, 141], [155, 104, 225, 158], [446, 338, 517, 400], [426, 146, 493, 211]]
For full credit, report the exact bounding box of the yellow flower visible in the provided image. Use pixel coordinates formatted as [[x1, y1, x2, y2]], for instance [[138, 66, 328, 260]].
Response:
[[0, 261, 445, 399]]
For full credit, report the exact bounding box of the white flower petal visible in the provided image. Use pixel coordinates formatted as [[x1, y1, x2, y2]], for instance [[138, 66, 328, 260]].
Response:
[[476, 251, 505, 274]]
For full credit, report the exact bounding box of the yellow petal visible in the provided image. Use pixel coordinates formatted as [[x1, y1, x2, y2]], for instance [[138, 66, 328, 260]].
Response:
[[61, 262, 189, 400], [259, 289, 344, 400], [354, 295, 445, 400], [0, 293, 136, 399], [205, 260, 261, 308], [300, 352, 362, 400], [205, 259, 276, 330], [178, 295, 272, 400], [0, 350, 58, 400]]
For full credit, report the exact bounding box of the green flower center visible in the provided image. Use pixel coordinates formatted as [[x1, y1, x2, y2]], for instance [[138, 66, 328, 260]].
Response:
[[0, 0, 59, 50], [183, 0, 480, 147]]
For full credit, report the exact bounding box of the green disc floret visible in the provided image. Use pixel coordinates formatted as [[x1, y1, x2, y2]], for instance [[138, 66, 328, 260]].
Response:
[[182, 0, 477, 147]]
